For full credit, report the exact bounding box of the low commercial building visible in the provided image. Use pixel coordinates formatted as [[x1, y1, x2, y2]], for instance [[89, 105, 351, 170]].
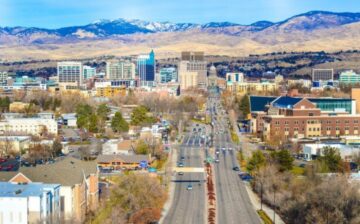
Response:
[[0, 182, 60, 224], [61, 113, 77, 127], [0, 157, 98, 223], [303, 143, 360, 162], [102, 139, 135, 155], [97, 154, 152, 170]]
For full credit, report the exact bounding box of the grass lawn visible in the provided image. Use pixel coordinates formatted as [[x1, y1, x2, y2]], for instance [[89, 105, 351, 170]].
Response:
[[257, 209, 273, 224], [231, 131, 240, 144], [291, 166, 305, 175]]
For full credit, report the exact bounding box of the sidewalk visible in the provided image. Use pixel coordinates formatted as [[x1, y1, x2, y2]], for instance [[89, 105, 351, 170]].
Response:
[[244, 183, 285, 224], [228, 110, 258, 158], [159, 143, 178, 224]]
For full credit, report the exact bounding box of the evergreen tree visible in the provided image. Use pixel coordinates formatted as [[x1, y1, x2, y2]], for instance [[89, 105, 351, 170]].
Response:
[[111, 112, 129, 133], [247, 150, 266, 172], [239, 94, 250, 118], [271, 149, 294, 172]]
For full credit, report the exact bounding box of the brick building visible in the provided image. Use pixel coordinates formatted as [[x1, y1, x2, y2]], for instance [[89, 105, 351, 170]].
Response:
[[249, 96, 360, 141]]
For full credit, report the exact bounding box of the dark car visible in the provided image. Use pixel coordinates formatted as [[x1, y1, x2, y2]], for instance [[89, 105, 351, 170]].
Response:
[[21, 161, 31, 167], [239, 172, 253, 181], [0, 158, 6, 163], [232, 166, 240, 171]]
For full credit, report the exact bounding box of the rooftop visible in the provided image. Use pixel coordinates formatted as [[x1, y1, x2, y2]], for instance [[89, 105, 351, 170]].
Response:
[[0, 182, 59, 197], [272, 96, 302, 108], [97, 154, 151, 163], [0, 157, 97, 186]]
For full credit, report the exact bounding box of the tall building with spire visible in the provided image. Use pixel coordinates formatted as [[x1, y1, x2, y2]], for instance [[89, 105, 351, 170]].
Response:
[[137, 50, 156, 87]]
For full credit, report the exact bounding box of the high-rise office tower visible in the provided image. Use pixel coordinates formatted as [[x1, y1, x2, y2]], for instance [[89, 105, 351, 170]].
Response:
[[137, 50, 156, 86], [178, 51, 207, 90], [159, 67, 177, 83], [106, 61, 136, 80], [57, 62, 83, 87], [312, 69, 334, 81]]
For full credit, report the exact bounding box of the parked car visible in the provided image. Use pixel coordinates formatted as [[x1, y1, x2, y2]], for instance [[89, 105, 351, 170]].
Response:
[[187, 184, 193, 190], [232, 166, 240, 171]]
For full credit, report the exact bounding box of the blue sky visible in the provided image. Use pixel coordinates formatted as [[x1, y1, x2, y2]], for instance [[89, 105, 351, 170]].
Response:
[[2, 0, 360, 28]]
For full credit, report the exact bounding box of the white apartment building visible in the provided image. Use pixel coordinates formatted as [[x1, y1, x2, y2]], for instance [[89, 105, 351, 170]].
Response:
[[0, 117, 58, 136], [106, 61, 135, 80], [57, 62, 83, 87]]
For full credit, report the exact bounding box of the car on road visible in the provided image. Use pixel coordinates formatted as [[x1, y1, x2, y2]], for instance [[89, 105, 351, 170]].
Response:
[[178, 172, 184, 175], [215, 159, 219, 163], [215, 150, 220, 154], [239, 172, 253, 181], [0, 158, 6, 163], [180, 156, 185, 161], [187, 184, 193, 190], [228, 148, 233, 151], [221, 147, 226, 151], [232, 166, 240, 171], [178, 162, 184, 167]]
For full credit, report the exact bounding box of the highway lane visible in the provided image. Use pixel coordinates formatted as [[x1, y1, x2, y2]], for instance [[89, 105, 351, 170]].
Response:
[[210, 90, 261, 224], [163, 124, 206, 224]]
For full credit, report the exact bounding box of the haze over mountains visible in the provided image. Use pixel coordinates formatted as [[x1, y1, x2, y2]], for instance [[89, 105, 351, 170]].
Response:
[[2, 11, 360, 60]]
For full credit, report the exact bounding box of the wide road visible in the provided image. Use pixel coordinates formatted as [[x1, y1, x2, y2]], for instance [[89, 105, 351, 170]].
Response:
[[209, 89, 261, 224], [163, 124, 206, 224]]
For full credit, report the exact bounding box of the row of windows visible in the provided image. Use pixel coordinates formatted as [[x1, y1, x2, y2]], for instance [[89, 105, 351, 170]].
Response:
[[278, 127, 358, 132], [274, 119, 359, 125]]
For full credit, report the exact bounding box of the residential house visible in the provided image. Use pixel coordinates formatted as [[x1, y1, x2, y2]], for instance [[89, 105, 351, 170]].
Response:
[[0, 157, 98, 223]]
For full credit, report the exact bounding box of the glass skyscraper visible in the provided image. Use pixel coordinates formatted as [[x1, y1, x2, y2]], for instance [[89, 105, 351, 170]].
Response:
[[137, 50, 155, 86]]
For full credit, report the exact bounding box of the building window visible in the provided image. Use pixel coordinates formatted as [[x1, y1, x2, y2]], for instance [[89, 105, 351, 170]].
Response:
[[309, 113, 314, 116], [294, 121, 299, 125], [336, 120, 340, 124], [354, 120, 359, 124], [345, 120, 349, 124], [285, 121, 289, 125], [336, 127, 340, 130]]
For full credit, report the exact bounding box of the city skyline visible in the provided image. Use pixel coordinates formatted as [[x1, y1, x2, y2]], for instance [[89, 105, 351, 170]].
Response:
[[2, 0, 360, 28]]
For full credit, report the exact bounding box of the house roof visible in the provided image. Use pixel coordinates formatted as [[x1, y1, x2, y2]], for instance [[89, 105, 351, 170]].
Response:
[[0, 157, 97, 186], [117, 140, 134, 151], [97, 154, 150, 163], [272, 96, 302, 109], [249, 96, 277, 112]]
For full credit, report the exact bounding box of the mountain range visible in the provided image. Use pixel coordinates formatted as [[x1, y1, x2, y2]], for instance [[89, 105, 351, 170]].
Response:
[[2, 11, 360, 60]]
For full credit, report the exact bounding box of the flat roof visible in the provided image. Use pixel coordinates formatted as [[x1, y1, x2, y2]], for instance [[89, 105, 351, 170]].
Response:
[[0, 182, 59, 197]]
